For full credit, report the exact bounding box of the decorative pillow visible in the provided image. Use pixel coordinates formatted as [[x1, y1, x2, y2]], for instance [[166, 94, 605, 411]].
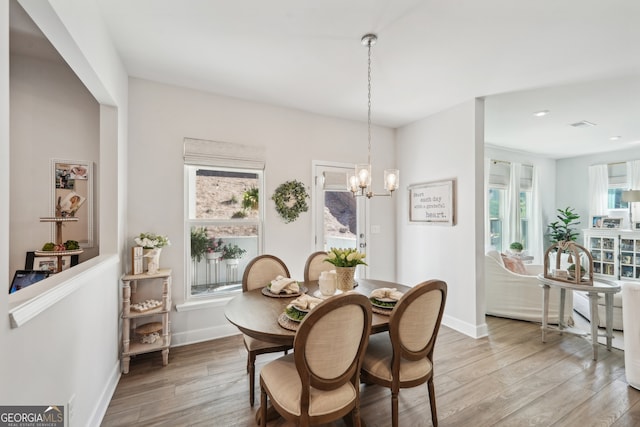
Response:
[[501, 254, 527, 275]]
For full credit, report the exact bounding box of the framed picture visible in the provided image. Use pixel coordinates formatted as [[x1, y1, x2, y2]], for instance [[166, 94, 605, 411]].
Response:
[[591, 215, 607, 228], [52, 159, 94, 248], [601, 217, 623, 229], [408, 179, 456, 226], [25, 251, 79, 273]]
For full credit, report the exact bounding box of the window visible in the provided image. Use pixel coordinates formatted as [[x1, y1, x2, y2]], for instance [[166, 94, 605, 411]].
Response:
[[186, 166, 263, 297], [183, 137, 266, 299], [608, 162, 629, 210], [487, 160, 533, 252]]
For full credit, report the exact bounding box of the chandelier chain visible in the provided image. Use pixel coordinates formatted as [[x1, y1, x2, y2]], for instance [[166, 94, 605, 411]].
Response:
[[367, 40, 372, 166]]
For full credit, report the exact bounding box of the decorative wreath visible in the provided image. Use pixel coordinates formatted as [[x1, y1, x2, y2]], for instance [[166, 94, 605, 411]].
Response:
[[272, 180, 309, 223]]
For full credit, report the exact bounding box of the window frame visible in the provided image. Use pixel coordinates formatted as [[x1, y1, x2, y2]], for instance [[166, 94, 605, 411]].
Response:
[[184, 164, 264, 301]]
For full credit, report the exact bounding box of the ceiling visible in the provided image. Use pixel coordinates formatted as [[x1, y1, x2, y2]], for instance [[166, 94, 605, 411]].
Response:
[[12, 0, 640, 159]]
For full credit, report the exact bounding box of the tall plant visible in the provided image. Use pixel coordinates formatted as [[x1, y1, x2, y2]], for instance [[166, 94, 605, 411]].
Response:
[[190, 227, 209, 263], [547, 207, 581, 244]]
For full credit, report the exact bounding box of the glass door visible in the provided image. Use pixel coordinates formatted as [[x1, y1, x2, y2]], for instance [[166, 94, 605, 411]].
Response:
[[313, 162, 367, 278]]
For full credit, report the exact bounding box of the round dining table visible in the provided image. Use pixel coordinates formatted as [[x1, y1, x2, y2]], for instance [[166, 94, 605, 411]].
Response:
[[224, 278, 410, 345], [224, 277, 410, 425]]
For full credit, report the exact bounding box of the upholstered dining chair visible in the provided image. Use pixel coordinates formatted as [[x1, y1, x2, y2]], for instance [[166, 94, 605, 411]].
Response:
[[303, 251, 333, 282], [242, 254, 293, 406], [259, 292, 372, 427], [360, 279, 447, 427]]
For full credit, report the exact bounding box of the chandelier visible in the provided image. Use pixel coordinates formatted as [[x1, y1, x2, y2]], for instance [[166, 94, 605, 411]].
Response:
[[348, 33, 399, 198]]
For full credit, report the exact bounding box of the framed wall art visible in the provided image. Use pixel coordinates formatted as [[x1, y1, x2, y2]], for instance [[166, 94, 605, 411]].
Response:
[[591, 215, 607, 228], [52, 159, 94, 247], [408, 179, 456, 226]]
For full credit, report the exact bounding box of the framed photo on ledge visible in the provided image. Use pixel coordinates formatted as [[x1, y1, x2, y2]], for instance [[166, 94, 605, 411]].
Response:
[[591, 215, 607, 228], [601, 217, 623, 229]]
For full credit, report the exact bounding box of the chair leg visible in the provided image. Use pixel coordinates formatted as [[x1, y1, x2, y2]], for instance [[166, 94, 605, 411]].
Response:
[[249, 352, 256, 406], [428, 378, 438, 427], [391, 390, 399, 427], [260, 386, 267, 427]]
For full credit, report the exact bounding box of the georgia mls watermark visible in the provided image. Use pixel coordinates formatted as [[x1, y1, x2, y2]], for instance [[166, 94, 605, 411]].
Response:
[[0, 406, 64, 427]]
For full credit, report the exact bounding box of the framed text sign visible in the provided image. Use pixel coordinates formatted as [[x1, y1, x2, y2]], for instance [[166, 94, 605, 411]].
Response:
[[408, 179, 455, 225]]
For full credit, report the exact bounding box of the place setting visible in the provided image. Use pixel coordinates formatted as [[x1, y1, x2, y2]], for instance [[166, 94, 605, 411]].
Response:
[[369, 287, 404, 315], [277, 294, 324, 331], [261, 275, 307, 298]]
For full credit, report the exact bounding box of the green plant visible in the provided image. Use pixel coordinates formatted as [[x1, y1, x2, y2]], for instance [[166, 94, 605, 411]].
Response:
[[222, 243, 246, 260], [509, 242, 524, 251], [206, 237, 224, 254], [231, 210, 247, 219], [568, 263, 586, 278], [324, 247, 367, 267], [190, 227, 209, 262], [548, 207, 581, 244], [242, 187, 259, 211]]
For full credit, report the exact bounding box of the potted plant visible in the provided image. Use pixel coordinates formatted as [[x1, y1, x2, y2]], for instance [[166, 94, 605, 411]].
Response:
[[567, 263, 587, 279], [206, 237, 224, 260], [222, 243, 247, 265], [548, 207, 581, 244], [509, 242, 524, 253], [190, 227, 209, 263], [242, 187, 259, 211]]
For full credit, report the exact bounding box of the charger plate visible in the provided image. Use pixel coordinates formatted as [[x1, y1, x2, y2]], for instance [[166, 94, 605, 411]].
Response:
[[261, 285, 307, 298], [371, 306, 393, 316], [277, 313, 300, 331]]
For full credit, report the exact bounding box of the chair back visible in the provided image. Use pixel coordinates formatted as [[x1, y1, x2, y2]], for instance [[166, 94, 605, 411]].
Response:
[[242, 255, 290, 292], [294, 293, 372, 394], [303, 251, 334, 282], [389, 280, 447, 364]]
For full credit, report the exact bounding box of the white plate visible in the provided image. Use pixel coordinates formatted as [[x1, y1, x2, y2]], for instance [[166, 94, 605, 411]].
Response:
[[313, 289, 343, 300]]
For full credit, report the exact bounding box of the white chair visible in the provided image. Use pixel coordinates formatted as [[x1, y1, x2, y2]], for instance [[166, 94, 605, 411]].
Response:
[[485, 251, 573, 324], [623, 282, 640, 390]]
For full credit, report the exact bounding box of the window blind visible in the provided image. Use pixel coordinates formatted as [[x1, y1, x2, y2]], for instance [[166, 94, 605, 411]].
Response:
[[183, 137, 265, 170]]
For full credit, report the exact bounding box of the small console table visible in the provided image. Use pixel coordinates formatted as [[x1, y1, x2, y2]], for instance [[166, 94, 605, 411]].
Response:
[[537, 274, 621, 360], [34, 217, 83, 273]]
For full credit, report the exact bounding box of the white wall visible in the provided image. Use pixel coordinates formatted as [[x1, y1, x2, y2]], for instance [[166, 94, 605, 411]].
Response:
[[127, 78, 397, 345], [556, 146, 640, 237], [1, 1, 128, 426], [9, 52, 100, 273], [396, 99, 487, 338]]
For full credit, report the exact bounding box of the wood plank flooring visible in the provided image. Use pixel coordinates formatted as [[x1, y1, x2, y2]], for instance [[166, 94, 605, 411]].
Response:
[[102, 316, 640, 426]]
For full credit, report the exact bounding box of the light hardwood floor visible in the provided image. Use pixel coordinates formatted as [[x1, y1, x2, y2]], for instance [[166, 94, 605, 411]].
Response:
[[102, 316, 640, 426]]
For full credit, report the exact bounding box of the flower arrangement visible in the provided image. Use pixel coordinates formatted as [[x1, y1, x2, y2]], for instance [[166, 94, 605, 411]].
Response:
[[324, 248, 367, 267], [135, 232, 171, 249], [222, 243, 247, 260], [207, 237, 224, 253]]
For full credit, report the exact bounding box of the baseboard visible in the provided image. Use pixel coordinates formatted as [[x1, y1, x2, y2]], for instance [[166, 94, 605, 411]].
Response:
[[88, 360, 121, 427], [443, 314, 488, 339], [171, 323, 240, 347]]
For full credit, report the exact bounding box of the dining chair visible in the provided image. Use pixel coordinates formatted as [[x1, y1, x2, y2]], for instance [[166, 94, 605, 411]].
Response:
[[360, 279, 447, 427], [242, 254, 293, 406], [259, 292, 372, 427], [303, 251, 333, 282]]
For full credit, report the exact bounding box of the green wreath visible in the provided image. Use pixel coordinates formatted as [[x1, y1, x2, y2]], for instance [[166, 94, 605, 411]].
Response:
[[272, 180, 309, 223]]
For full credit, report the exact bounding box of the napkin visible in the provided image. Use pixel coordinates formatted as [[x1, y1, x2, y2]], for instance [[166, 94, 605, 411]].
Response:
[[370, 287, 403, 301], [287, 294, 324, 311], [270, 275, 300, 294]]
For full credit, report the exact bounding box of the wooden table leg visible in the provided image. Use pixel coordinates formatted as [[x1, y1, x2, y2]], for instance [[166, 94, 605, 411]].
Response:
[[541, 284, 550, 342], [588, 291, 599, 360], [605, 292, 614, 351], [558, 288, 566, 331]]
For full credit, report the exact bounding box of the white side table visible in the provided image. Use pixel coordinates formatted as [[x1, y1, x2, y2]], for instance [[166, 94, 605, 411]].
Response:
[[537, 274, 621, 360]]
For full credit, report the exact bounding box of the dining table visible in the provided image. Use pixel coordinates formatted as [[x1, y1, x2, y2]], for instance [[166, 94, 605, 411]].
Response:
[[224, 278, 410, 346], [224, 277, 411, 425]]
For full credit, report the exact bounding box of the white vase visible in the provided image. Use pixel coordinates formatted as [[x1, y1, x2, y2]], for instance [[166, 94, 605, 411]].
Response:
[[144, 248, 162, 274], [226, 258, 240, 265], [207, 251, 222, 261]]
